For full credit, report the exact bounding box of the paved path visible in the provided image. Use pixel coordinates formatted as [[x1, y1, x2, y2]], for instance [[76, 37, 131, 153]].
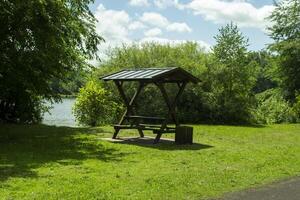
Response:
[[221, 177, 300, 200]]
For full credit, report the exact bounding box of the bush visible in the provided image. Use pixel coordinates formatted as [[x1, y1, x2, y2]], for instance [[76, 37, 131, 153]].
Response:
[[292, 93, 300, 122], [0, 90, 48, 124], [73, 80, 122, 126], [253, 89, 297, 124]]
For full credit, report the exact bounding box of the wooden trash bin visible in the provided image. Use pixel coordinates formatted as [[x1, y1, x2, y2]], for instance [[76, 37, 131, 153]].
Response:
[[175, 126, 193, 144]]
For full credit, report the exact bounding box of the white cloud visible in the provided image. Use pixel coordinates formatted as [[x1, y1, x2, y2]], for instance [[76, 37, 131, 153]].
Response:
[[153, 0, 185, 9], [167, 22, 192, 33], [186, 0, 275, 30], [129, 21, 147, 30], [140, 37, 211, 51], [93, 4, 133, 62], [94, 5, 192, 52], [140, 12, 192, 33], [129, 0, 150, 7], [94, 4, 131, 44], [144, 28, 162, 37], [91, 4, 200, 64], [140, 12, 169, 27]]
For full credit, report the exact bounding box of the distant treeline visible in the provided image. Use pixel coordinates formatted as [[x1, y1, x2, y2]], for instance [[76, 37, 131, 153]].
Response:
[[1, 0, 299, 125], [49, 69, 88, 97], [73, 20, 300, 126]]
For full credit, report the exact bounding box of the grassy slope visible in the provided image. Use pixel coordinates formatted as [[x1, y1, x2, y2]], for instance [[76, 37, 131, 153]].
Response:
[[0, 124, 299, 199]]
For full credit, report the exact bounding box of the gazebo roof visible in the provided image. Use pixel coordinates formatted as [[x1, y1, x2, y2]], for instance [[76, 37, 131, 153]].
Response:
[[101, 67, 200, 83]]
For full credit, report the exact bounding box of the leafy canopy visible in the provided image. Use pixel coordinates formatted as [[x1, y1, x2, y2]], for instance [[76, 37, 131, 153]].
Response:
[[0, 0, 103, 123], [268, 0, 300, 100]]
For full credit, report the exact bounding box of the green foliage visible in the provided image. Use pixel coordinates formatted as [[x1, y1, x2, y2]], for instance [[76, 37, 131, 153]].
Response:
[[82, 22, 298, 125], [204, 23, 258, 123], [268, 0, 300, 100], [98, 42, 208, 73], [73, 80, 122, 126], [249, 51, 279, 93], [292, 94, 300, 121], [0, 91, 48, 124], [0, 0, 103, 123], [253, 89, 297, 124], [50, 69, 89, 96], [95, 42, 209, 123]]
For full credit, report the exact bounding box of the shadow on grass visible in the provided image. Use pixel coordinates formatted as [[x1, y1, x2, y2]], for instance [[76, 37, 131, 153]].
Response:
[[104, 136, 213, 151], [0, 124, 129, 182]]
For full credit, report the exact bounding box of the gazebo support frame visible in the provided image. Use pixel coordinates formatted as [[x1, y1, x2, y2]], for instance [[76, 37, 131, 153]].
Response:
[[112, 80, 186, 143]]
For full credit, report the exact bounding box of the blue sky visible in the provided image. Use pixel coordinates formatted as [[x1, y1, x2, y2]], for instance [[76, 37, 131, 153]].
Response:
[[90, 0, 276, 53]]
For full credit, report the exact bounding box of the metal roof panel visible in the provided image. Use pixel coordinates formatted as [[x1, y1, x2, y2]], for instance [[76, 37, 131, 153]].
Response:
[[105, 70, 132, 79], [101, 67, 200, 83]]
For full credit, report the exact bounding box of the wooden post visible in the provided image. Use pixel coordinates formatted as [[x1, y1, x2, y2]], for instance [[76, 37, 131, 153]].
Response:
[[113, 81, 145, 138], [156, 82, 186, 126], [153, 82, 187, 143]]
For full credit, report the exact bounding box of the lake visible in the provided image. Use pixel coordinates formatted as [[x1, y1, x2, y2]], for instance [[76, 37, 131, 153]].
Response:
[[42, 98, 77, 127]]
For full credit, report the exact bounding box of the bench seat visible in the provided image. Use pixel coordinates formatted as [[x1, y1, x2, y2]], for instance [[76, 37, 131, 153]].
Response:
[[114, 124, 175, 134], [124, 115, 165, 121]]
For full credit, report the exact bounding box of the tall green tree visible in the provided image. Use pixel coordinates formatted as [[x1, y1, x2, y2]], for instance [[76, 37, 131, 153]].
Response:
[[0, 0, 103, 123], [206, 23, 257, 123], [249, 51, 278, 94], [268, 0, 300, 101]]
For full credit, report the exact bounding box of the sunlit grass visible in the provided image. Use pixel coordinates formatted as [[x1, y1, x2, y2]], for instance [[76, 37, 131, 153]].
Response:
[[0, 124, 300, 199]]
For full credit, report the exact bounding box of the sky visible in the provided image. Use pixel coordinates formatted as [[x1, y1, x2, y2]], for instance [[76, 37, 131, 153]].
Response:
[[89, 0, 276, 58]]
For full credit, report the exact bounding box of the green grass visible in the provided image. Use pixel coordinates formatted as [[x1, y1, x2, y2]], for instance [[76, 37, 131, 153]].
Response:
[[0, 124, 300, 199]]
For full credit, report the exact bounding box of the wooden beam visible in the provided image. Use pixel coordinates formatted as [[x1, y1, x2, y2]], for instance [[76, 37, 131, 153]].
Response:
[[113, 81, 145, 138], [173, 82, 187, 113], [156, 82, 180, 126], [114, 81, 129, 108], [153, 82, 177, 143], [154, 81, 186, 144]]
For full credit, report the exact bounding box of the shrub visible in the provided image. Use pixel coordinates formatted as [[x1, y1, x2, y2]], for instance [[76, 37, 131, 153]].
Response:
[[292, 93, 300, 122], [73, 80, 122, 126], [0, 91, 48, 124], [253, 89, 297, 124]]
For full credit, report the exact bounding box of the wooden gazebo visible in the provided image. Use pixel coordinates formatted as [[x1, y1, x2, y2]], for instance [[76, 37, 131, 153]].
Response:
[[101, 67, 200, 143]]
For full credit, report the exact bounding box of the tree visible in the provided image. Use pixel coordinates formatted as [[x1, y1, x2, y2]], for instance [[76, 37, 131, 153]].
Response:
[[49, 68, 88, 96], [206, 23, 257, 123], [268, 0, 300, 101], [0, 0, 103, 123], [249, 51, 278, 94]]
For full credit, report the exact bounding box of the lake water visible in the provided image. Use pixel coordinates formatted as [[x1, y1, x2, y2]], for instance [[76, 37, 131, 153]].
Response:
[[42, 98, 77, 127]]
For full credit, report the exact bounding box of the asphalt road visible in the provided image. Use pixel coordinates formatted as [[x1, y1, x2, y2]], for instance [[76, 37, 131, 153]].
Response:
[[221, 177, 300, 200]]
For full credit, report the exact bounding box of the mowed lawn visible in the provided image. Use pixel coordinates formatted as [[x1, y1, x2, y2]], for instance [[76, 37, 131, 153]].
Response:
[[0, 124, 300, 199]]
